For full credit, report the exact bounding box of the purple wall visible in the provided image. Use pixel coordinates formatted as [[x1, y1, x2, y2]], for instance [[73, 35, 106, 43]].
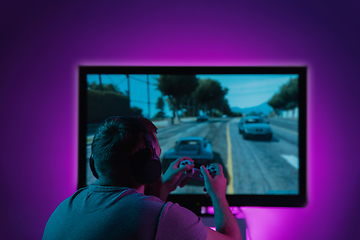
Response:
[[1, 1, 359, 239]]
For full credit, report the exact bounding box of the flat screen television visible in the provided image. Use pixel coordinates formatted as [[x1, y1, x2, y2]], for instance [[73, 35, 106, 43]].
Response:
[[78, 66, 307, 208]]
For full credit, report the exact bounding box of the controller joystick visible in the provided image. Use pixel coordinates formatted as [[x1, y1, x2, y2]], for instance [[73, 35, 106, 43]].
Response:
[[180, 159, 194, 168], [199, 164, 218, 178], [175, 160, 218, 186]]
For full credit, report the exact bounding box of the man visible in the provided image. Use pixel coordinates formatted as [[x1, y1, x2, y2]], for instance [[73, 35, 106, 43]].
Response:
[[43, 116, 242, 240]]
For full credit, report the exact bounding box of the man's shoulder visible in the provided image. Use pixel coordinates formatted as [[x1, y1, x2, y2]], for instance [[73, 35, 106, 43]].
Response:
[[87, 185, 167, 210], [159, 201, 197, 219], [121, 191, 166, 211], [156, 201, 208, 240]]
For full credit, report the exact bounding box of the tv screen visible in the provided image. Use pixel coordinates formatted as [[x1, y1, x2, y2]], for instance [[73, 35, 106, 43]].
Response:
[[78, 66, 307, 208]]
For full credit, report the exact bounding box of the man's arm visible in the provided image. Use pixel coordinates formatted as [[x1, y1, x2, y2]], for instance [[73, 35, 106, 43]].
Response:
[[201, 164, 242, 240], [144, 157, 194, 201]]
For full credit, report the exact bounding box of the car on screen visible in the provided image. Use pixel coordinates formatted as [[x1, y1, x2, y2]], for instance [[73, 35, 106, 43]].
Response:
[[238, 116, 273, 140], [196, 115, 209, 122], [162, 137, 214, 173]]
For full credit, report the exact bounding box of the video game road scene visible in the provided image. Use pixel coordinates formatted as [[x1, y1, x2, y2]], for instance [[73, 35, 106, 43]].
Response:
[[85, 74, 299, 195]]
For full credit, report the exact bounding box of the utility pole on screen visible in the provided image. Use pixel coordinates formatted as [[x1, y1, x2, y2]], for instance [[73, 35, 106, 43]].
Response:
[[127, 74, 130, 110], [99, 74, 103, 91]]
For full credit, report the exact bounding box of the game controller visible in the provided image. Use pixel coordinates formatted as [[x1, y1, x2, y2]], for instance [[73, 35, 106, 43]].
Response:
[[175, 160, 219, 186]]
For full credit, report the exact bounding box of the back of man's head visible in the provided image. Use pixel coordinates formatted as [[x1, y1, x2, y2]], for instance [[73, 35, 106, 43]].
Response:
[[91, 116, 157, 180]]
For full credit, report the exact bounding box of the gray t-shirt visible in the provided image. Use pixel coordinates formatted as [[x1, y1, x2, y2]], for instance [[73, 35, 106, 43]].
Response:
[[43, 185, 207, 240]]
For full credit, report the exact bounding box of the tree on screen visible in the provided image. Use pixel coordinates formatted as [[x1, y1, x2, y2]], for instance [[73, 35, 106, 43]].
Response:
[[268, 77, 298, 111], [87, 82, 143, 123], [88, 82, 121, 93], [156, 75, 198, 122], [154, 97, 165, 120], [193, 78, 228, 117]]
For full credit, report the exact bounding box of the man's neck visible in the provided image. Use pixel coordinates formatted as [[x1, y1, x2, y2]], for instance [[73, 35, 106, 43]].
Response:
[[98, 178, 145, 194]]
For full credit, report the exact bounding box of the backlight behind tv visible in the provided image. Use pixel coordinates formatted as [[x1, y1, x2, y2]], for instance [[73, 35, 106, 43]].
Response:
[[78, 66, 307, 208]]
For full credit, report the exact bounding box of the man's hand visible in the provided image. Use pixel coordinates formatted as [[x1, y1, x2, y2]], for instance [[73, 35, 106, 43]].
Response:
[[200, 163, 227, 201], [144, 157, 194, 201], [162, 157, 195, 191], [201, 164, 242, 239]]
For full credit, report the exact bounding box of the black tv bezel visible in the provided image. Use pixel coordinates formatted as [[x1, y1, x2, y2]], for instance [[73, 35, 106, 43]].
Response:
[[78, 66, 307, 208]]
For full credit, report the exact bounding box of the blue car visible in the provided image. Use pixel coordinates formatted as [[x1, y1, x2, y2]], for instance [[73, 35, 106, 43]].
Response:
[[196, 115, 209, 122], [162, 137, 214, 173]]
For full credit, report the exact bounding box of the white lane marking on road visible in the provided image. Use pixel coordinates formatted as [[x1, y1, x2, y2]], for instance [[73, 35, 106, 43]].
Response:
[[281, 154, 299, 169], [271, 124, 298, 135]]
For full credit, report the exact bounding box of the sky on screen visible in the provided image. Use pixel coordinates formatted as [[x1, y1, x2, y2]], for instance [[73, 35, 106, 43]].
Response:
[[87, 74, 298, 118]]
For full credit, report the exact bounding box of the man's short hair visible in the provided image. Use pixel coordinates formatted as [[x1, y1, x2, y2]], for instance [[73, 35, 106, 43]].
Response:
[[91, 116, 157, 179]]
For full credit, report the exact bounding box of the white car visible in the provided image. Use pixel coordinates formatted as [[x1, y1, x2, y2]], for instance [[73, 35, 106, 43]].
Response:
[[238, 116, 273, 140]]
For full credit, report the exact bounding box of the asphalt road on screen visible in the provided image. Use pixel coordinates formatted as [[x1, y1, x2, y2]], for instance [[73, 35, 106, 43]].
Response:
[[157, 117, 299, 195]]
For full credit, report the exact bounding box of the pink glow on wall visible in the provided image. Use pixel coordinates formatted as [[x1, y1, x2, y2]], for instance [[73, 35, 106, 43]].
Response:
[[1, 1, 360, 239]]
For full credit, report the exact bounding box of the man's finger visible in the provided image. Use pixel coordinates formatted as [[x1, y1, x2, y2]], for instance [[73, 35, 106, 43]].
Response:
[[174, 162, 194, 176], [172, 157, 193, 169], [200, 165, 212, 180], [169, 157, 181, 168]]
